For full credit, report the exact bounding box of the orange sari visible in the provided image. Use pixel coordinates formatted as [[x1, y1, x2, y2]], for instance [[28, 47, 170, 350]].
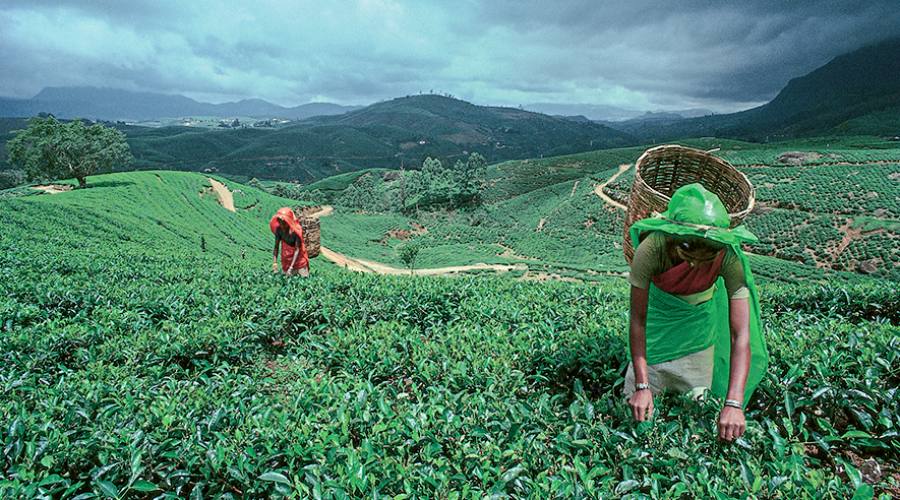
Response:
[[269, 208, 309, 272]]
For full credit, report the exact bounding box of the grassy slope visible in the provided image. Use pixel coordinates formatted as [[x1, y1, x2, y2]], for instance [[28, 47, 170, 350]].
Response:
[[0, 171, 298, 259], [303, 168, 391, 196]]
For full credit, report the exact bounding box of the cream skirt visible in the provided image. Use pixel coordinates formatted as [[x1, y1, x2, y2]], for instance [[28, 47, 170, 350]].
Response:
[[623, 345, 714, 400]]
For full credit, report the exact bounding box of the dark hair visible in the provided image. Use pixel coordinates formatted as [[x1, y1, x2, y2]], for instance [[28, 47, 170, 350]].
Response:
[[676, 237, 724, 254]]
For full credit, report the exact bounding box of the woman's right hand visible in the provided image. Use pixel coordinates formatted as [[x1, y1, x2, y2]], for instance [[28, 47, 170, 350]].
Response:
[[629, 388, 654, 421], [272, 260, 279, 273]]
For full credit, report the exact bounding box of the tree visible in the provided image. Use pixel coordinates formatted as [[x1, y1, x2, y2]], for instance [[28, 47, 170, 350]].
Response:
[[338, 173, 378, 210], [7, 117, 132, 188], [452, 152, 486, 207], [0, 170, 24, 190], [400, 168, 427, 214], [416, 157, 457, 210], [397, 242, 420, 275]]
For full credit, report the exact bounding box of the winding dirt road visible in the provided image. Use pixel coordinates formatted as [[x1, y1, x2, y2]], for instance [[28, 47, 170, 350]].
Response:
[[209, 178, 236, 212], [593, 163, 631, 212]]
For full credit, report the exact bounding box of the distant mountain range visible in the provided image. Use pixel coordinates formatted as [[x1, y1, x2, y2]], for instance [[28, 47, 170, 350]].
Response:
[[102, 94, 635, 182], [0, 87, 361, 121], [613, 37, 900, 141], [525, 103, 714, 122]]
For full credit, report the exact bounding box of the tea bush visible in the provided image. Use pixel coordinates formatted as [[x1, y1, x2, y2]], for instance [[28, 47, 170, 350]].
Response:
[[1, 171, 897, 497]]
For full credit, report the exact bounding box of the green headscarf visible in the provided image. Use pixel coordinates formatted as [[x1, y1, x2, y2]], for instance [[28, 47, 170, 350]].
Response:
[[633, 183, 759, 246], [629, 183, 769, 405]]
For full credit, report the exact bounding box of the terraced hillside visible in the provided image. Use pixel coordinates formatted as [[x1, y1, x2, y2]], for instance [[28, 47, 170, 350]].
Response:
[[308, 137, 900, 283], [597, 138, 900, 281], [1, 170, 897, 497]]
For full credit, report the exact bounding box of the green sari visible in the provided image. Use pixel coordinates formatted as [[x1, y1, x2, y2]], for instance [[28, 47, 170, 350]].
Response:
[[629, 217, 769, 405]]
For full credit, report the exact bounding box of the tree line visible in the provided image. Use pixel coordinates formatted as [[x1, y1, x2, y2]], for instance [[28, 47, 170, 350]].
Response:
[[338, 153, 487, 213]]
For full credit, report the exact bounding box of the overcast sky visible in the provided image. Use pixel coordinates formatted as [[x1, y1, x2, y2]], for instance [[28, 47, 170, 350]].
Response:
[[2, 0, 899, 112]]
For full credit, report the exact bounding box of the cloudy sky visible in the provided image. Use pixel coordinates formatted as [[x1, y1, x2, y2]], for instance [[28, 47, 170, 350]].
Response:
[[2, 0, 899, 113]]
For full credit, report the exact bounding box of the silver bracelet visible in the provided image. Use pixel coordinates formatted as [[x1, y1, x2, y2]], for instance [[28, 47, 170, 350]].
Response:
[[724, 399, 743, 409], [635, 382, 650, 391]]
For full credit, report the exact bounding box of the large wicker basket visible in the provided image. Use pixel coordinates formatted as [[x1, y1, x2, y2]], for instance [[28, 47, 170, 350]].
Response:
[[298, 216, 321, 258], [623, 145, 755, 264]]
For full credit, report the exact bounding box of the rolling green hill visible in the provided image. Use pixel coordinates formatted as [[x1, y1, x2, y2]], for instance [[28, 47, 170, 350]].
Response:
[[308, 137, 900, 282], [1, 169, 897, 497], [0, 171, 299, 257], [1, 95, 636, 185]]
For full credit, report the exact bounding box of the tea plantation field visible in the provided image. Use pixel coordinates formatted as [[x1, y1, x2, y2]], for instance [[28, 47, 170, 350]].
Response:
[[315, 137, 900, 282], [0, 171, 897, 497]]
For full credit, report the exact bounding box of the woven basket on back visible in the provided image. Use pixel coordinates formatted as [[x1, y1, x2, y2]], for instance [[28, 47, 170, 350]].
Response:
[[298, 217, 321, 259], [623, 145, 755, 264]]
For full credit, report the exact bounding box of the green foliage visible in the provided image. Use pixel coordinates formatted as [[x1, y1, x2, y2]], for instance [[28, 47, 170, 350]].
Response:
[[267, 182, 326, 205], [451, 152, 487, 207], [397, 241, 420, 274], [403, 157, 457, 211], [0, 169, 23, 190], [308, 139, 897, 283], [332, 154, 489, 214], [6, 117, 132, 188], [302, 168, 390, 200], [483, 146, 645, 203], [338, 172, 380, 211], [0, 171, 897, 497], [744, 163, 900, 217]]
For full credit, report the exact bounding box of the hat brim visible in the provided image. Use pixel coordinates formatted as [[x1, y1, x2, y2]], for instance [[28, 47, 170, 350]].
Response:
[[631, 215, 759, 247]]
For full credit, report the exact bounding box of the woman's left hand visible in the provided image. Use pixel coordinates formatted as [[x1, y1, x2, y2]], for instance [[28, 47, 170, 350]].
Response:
[[718, 406, 746, 441]]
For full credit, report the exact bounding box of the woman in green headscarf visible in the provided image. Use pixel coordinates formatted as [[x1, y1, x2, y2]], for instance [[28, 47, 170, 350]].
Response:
[[624, 183, 768, 442]]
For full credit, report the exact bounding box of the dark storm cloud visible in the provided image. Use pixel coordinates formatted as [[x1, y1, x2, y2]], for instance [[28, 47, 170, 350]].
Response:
[[471, 0, 900, 105], [1, 1, 899, 111]]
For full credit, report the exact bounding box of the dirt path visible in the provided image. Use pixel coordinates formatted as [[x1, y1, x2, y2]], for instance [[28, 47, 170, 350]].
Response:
[[497, 243, 536, 261], [303, 205, 333, 218], [209, 178, 235, 212], [831, 219, 884, 259], [307, 205, 527, 277], [32, 184, 73, 194], [322, 246, 526, 276], [594, 163, 631, 211]]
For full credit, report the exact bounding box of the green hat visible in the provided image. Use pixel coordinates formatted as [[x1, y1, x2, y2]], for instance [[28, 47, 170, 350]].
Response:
[[660, 183, 730, 228], [630, 182, 758, 246]]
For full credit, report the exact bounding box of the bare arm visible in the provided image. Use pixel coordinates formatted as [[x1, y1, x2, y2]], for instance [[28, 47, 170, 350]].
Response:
[[726, 297, 751, 401], [289, 240, 300, 270], [273, 237, 280, 271], [719, 297, 751, 441], [629, 285, 650, 385], [628, 285, 653, 421]]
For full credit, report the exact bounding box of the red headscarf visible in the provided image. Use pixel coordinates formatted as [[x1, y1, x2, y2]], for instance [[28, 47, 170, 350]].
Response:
[[269, 207, 305, 243]]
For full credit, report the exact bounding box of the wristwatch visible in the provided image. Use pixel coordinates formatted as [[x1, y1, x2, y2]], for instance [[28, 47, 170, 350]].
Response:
[[635, 382, 650, 391]]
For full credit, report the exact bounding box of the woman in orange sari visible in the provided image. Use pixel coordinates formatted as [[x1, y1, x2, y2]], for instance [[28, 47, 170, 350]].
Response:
[[269, 207, 309, 277]]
